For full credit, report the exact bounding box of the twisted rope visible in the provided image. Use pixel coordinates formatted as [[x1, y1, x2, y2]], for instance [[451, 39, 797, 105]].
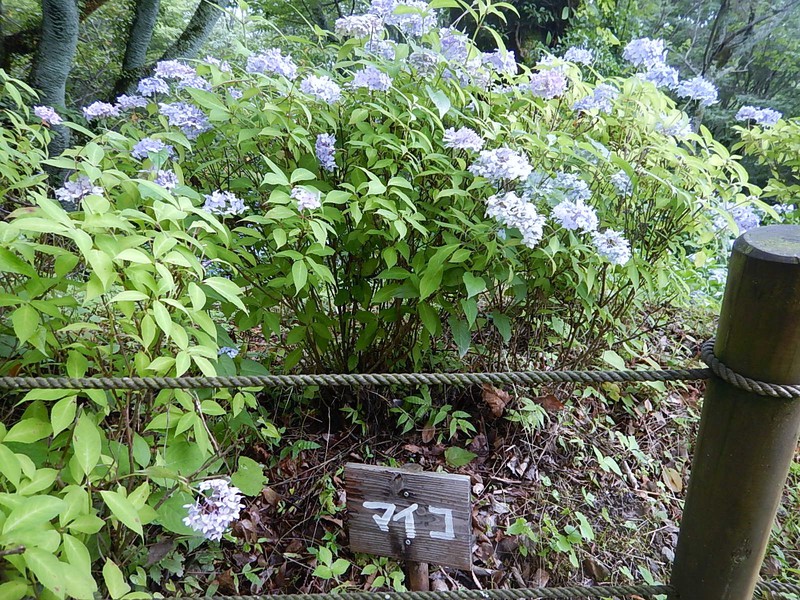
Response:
[[2, 339, 800, 399]]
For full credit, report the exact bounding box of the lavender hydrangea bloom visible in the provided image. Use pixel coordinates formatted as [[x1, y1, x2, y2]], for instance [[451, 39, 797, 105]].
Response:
[[409, 51, 441, 75], [610, 170, 633, 197], [316, 133, 337, 172], [177, 75, 212, 91], [154, 169, 179, 190], [350, 65, 392, 91], [33, 106, 63, 125], [443, 127, 484, 152], [205, 56, 232, 72], [527, 70, 568, 99], [299, 75, 342, 104], [228, 88, 243, 99], [218, 346, 239, 358], [622, 38, 667, 69], [115, 94, 149, 110], [335, 14, 383, 37], [131, 137, 175, 161], [469, 147, 533, 184], [203, 190, 246, 215], [482, 49, 517, 75], [183, 479, 244, 541], [592, 229, 632, 265], [82, 101, 120, 120], [735, 106, 782, 128], [55, 176, 103, 204], [440, 28, 470, 62], [713, 201, 760, 233], [138, 77, 170, 97], [573, 83, 619, 114], [246, 49, 298, 80], [159, 102, 211, 139], [552, 198, 598, 233], [371, 0, 438, 37], [485, 191, 546, 248], [154, 60, 196, 80], [563, 47, 593, 65], [676, 76, 718, 107], [364, 39, 397, 60], [291, 187, 322, 211], [656, 113, 693, 138], [642, 63, 679, 88], [531, 171, 592, 203], [773, 203, 795, 215]]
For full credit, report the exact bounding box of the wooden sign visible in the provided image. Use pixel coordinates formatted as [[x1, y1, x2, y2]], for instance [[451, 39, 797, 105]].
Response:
[[345, 463, 472, 570]]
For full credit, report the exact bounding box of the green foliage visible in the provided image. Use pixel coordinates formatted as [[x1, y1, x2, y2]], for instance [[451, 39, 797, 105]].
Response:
[[735, 118, 800, 205]]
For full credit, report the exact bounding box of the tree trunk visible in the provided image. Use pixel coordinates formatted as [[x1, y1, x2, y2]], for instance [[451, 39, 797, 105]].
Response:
[[30, 0, 79, 161], [159, 0, 231, 62], [111, 0, 160, 98]]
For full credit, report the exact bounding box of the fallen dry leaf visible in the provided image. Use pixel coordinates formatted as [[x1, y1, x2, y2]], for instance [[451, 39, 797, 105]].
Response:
[[421, 422, 435, 443], [531, 568, 550, 587], [262, 487, 280, 506], [662, 467, 683, 493], [482, 384, 510, 417], [535, 394, 565, 412]]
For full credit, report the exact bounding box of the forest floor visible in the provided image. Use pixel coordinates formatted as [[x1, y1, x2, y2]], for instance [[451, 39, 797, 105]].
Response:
[[153, 333, 800, 597]]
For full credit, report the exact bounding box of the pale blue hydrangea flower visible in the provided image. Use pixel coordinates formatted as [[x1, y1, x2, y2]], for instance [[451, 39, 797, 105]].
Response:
[[203, 190, 246, 215], [154, 60, 196, 80], [55, 176, 103, 203], [440, 28, 470, 62], [205, 56, 231, 72], [299, 75, 342, 104], [291, 187, 322, 211], [551, 198, 598, 233], [610, 170, 633, 197], [176, 75, 212, 92], [154, 169, 178, 190], [409, 50, 441, 75], [573, 83, 619, 114], [622, 38, 666, 69], [82, 101, 120, 120], [526, 69, 568, 99], [131, 137, 175, 161], [469, 147, 533, 184], [138, 77, 170, 97], [335, 14, 383, 37], [364, 39, 397, 60], [485, 191, 547, 248], [563, 47, 593, 65], [349, 65, 392, 91], [246, 49, 298, 80], [773, 203, 795, 215], [482, 49, 517, 75], [676, 76, 718, 107], [371, 0, 438, 37], [713, 201, 760, 233], [316, 133, 337, 172], [735, 106, 782, 128], [592, 229, 632, 265], [159, 102, 211, 139], [656, 113, 693, 138], [183, 479, 244, 542], [642, 63, 679, 88], [529, 171, 592, 203], [115, 94, 148, 110], [443, 127, 484, 152], [33, 106, 62, 125], [228, 88, 243, 99], [218, 346, 239, 358]]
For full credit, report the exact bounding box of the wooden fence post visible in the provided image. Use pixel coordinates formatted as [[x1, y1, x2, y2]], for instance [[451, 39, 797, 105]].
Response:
[[670, 225, 800, 600]]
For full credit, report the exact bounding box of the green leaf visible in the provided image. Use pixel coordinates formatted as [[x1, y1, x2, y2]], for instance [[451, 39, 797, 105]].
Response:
[[418, 303, 440, 335], [100, 490, 143, 536], [444, 446, 477, 467], [0, 444, 21, 487], [491, 312, 512, 343], [292, 260, 308, 295], [73, 414, 102, 478], [231, 456, 267, 496], [463, 272, 486, 298], [24, 547, 66, 599], [4, 418, 52, 443], [103, 559, 131, 599], [0, 580, 28, 600], [419, 265, 443, 300], [601, 350, 626, 370], [11, 304, 39, 345], [2, 495, 63, 535], [205, 277, 246, 310], [0, 248, 35, 276], [448, 317, 471, 358], [426, 86, 451, 118]]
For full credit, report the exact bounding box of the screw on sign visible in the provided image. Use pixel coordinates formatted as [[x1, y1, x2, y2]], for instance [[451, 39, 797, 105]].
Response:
[[345, 462, 472, 589]]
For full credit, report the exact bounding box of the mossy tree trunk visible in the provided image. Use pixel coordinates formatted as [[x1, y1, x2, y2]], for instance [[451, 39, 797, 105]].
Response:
[[111, 0, 160, 98], [159, 0, 232, 62]]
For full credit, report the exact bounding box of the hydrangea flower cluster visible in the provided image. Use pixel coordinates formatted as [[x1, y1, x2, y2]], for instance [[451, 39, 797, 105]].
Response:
[[713, 202, 760, 233], [485, 191, 547, 248], [773, 203, 795, 215], [409, 51, 441, 75], [526, 69, 568, 99], [154, 60, 196, 80], [203, 191, 246, 215], [83, 101, 120, 120], [350, 66, 392, 91], [622, 38, 666, 69], [610, 170, 633, 197], [443, 127, 484, 152], [116, 94, 149, 110], [218, 346, 239, 358], [183, 479, 244, 542], [656, 113, 693, 138], [316, 133, 337, 172], [335, 14, 383, 37], [482, 49, 517, 75], [469, 147, 533, 184], [292, 187, 322, 211], [299, 75, 342, 104], [364, 39, 397, 60], [592, 229, 632, 265], [641, 63, 679, 89], [138, 76, 170, 97], [370, 0, 438, 37], [735, 106, 782, 128], [552, 199, 599, 233], [676, 76, 718, 107], [131, 137, 175, 161], [573, 83, 618, 114], [563, 47, 593, 65], [205, 56, 232, 72], [34, 105, 63, 125], [159, 102, 211, 139], [154, 169, 178, 190], [440, 28, 470, 62], [55, 175, 103, 204], [246, 49, 298, 80], [531, 171, 592, 203]]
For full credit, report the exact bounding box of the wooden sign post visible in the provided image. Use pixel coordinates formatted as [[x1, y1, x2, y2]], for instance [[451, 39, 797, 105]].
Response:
[[345, 463, 472, 589]]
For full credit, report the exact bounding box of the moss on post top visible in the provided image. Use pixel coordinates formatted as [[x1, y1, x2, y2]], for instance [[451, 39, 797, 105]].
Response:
[[734, 225, 800, 263]]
